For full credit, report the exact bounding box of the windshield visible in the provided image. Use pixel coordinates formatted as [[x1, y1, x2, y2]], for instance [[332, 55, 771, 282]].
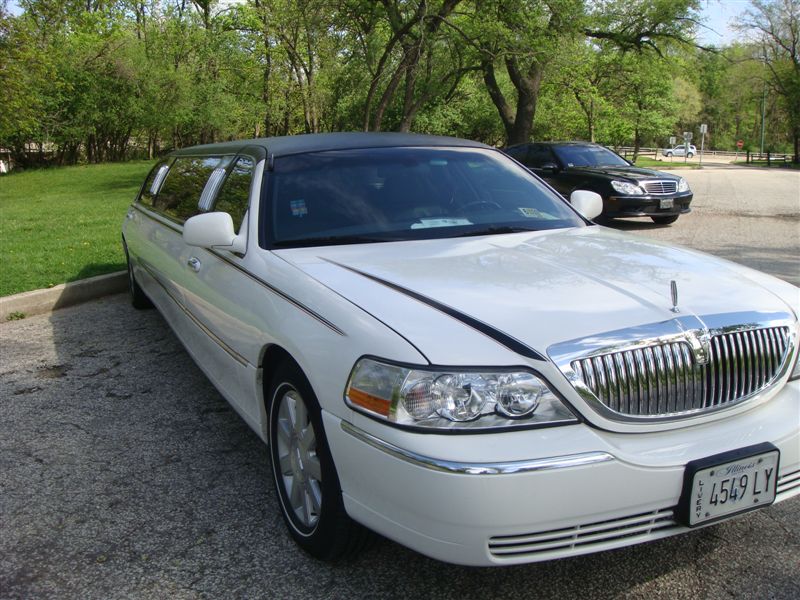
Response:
[[265, 147, 585, 248], [552, 145, 629, 168]]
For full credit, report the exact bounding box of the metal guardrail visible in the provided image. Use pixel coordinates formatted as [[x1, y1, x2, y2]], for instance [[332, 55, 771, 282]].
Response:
[[614, 147, 795, 165]]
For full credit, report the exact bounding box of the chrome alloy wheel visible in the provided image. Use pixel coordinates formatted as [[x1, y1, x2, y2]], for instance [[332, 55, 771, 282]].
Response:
[[275, 388, 323, 529]]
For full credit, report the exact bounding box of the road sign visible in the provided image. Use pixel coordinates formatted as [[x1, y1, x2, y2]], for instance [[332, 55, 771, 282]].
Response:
[[737, 140, 744, 149], [669, 136, 676, 145], [683, 131, 693, 141], [700, 123, 708, 134]]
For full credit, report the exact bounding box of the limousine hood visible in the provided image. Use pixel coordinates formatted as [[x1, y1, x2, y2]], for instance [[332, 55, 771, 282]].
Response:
[[275, 226, 797, 365]]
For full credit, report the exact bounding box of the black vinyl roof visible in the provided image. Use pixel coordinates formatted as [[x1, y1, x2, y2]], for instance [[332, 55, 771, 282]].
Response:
[[171, 132, 492, 161]]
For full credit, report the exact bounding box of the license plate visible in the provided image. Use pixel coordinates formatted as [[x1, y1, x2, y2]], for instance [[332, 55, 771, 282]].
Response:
[[659, 198, 674, 209], [678, 443, 779, 527]]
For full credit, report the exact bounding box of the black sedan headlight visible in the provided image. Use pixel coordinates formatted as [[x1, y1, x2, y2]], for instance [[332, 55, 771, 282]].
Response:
[[611, 180, 644, 195]]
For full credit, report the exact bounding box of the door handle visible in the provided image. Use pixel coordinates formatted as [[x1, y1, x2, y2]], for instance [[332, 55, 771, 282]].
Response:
[[187, 257, 201, 272]]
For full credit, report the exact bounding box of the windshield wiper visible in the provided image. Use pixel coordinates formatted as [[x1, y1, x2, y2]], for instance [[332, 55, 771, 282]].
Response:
[[273, 235, 394, 248], [455, 226, 538, 237]]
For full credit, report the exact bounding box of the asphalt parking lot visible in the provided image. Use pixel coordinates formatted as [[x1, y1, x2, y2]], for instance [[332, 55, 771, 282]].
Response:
[[618, 166, 800, 286], [1, 166, 799, 599]]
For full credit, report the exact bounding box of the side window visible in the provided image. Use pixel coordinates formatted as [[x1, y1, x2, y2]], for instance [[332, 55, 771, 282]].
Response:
[[526, 145, 557, 168], [504, 145, 529, 163], [154, 156, 222, 222], [214, 156, 254, 231], [138, 160, 171, 207]]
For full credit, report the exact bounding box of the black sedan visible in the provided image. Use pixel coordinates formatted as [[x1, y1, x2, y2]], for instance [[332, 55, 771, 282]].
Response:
[[504, 141, 692, 224]]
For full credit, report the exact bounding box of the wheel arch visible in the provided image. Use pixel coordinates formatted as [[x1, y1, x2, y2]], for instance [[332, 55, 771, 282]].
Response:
[[258, 343, 303, 441]]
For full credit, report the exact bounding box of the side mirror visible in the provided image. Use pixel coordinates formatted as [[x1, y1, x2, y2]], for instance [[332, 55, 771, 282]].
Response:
[[184, 212, 246, 253], [539, 162, 559, 172], [570, 190, 603, 221]]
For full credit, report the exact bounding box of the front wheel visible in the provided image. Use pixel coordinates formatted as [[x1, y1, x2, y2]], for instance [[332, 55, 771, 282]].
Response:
[[267, 360, 371, 561], [651, 215, 680, 225], [665, 151, 673, 157]]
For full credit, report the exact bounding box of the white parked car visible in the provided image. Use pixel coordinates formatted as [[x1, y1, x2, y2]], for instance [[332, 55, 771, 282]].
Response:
[[122, 133, 799, 566], [662, 144, 697, 158]]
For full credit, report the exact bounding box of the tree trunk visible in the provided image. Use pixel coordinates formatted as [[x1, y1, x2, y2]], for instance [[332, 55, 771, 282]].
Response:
[[482, 55, 542, 146], [372, 56, 409, 131], [481, 58, 515, 142], [262, 41, 272, 137]]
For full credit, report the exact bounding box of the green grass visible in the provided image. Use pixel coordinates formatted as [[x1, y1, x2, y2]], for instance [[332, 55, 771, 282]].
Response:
[[0, 161, 155, 296], [731, 160, 799, 169], [631, 157, 700, 169]]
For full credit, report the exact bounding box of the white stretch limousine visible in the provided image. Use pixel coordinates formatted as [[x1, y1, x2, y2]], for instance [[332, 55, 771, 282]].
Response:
[[122, 133, 800, 566]]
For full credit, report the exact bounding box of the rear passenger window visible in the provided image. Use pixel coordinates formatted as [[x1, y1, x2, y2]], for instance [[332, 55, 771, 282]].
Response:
[[526, 145, 557, 168], [154, 156, 224, 222], [214, 157, 254, 231], [138, 160, 171, 207]]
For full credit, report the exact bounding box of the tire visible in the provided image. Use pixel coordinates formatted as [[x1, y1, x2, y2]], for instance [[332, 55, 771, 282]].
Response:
[[665, 151, 673, 157], [651, 215, 680, 225], [687, 153, 694, 158], [267, 359, 371, 561], [123, 239, 153, 310]]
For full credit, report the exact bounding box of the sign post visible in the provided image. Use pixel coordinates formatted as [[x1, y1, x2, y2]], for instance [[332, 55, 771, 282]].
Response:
[[668, 136, 676, 162], [699, 123, 707, 166], [683, 131, 693, 164]]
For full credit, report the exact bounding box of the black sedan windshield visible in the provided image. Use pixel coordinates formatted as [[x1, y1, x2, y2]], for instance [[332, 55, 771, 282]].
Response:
[[266, 147, 584, 247], [553, 145, 629, 168]]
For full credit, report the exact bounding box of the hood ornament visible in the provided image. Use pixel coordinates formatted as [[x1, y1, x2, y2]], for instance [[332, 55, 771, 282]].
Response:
[[670, 280, 679, 313]]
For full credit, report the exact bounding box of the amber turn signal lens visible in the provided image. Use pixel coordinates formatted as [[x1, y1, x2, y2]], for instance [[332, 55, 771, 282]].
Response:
[[347, 387, 391, 416]]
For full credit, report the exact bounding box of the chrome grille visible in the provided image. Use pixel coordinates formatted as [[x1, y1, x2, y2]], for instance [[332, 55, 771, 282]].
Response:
[[571, 326, 790, 417], [643, 180, 678, 194], [489, 508, 679, 559], [777, 468, 800, 498]]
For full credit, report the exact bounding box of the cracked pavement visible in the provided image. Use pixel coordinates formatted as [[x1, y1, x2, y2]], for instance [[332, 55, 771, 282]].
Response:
[[1, 166, 798, 599]]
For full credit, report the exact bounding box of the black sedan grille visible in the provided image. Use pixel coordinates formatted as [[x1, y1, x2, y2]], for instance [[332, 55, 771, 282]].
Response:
[[642, 180, 678, 195]]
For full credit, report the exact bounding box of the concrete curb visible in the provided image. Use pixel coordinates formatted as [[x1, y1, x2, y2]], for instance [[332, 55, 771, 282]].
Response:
[[1, 271, 127, 321]]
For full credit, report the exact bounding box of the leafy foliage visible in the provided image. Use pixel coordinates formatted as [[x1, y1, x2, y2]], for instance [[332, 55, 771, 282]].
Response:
[[0, 0, 797, 163]]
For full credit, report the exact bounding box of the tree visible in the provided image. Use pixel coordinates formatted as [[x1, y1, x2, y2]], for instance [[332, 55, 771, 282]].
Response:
[[462, 0, 702, 145], [614, 52, 679, 158], [738, 0, 800, 162]]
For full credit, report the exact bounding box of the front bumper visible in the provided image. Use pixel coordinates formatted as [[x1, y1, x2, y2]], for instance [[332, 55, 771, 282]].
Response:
[[326, 379, 799, 566], [605, 192, 693, 218]]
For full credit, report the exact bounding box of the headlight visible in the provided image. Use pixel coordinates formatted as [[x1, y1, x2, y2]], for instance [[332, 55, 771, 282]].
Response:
[[610, 180, 644, 195], [345, 358, 577, 431], [677, 177, 690, 192]]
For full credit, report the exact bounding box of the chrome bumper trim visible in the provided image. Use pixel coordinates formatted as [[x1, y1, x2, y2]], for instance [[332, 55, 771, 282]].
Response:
[[340, 421, 613, 475]]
